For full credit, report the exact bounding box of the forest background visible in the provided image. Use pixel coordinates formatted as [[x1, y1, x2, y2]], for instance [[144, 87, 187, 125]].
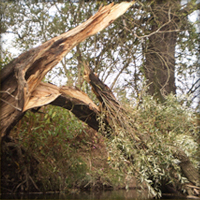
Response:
[[0, 0, 200, 198]]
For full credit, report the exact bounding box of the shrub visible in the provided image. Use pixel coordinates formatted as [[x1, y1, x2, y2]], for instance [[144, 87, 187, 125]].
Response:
[[104, 94, 199, 197]]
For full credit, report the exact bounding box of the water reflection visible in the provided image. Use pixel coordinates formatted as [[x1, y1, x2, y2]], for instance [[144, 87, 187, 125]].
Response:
[[1, 189, 150, 200]]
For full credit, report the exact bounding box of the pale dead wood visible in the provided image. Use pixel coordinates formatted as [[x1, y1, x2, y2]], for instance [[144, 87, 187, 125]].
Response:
[[23, 1, 135, 109], [23, 82, 99, 112], [23, 82, 61, 111], [50, 88, 101, 131], [0, 1, 135, 137], [60, 86, 99, 111]]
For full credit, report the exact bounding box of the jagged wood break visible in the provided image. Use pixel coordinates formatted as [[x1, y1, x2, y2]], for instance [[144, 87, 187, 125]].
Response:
[[0, 1, 135, 137]]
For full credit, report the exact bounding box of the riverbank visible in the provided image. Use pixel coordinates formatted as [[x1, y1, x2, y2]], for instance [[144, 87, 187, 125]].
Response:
[[1, 189, 200, 200], [1, 107, 136, 193], [0, 188, 154, 200], [1, 96, 199, 198]]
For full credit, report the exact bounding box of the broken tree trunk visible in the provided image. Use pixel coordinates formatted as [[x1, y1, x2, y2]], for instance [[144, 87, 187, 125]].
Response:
[[83, 62, 200, 197], [83, 62, 130, 133], [24, 82, 100, 131], [0, 1, 135, 139]]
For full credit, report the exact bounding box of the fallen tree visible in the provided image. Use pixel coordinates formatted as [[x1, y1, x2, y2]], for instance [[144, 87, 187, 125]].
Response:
[[0, 2, 134, 138], [0, 1, 199, 198]]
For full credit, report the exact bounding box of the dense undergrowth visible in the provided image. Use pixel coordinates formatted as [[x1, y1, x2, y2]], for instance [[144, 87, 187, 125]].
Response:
[[2, 105, 123, 193], [1, 94, 199, 197], [105, 95, 199, 197]]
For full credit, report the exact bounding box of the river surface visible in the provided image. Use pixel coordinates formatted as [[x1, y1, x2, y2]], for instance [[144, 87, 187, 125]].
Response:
[[0, 189, 185, 200], [1, 190, 143, 200]]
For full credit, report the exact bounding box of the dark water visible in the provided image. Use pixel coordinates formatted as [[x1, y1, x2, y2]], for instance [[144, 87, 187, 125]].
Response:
[[0, 189, 186, 200], [0, 189, 150, 200]]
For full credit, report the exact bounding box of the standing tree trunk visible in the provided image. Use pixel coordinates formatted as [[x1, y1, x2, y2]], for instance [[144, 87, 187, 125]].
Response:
[[144, 0, 178, 101]]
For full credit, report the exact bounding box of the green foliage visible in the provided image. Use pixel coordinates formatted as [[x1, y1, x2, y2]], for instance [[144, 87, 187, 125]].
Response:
[[13, 106, 87, 191], [11, 105, 123, 192], [0, 50, 13, 70], [9, 95, 199, 195], [104, 94, 199, 197]]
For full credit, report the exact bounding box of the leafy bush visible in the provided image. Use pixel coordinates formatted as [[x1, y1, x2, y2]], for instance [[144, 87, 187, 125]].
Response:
[[9, 94, 199, 196], [11, 105, 123, 192], [104, 94, 199, 197], [11, 106, 89, 191]]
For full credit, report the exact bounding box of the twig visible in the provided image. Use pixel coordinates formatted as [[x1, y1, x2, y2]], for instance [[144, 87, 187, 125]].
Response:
[[134, 7, 179, 39], [0, 88, 19, 100], [186, 196, 200, 199], [0, 88, 22, 111], [186, 185, 200, 189], [0, 98, 22, 111], [14, 179, 27, 193], [29, 175, 40, 192]]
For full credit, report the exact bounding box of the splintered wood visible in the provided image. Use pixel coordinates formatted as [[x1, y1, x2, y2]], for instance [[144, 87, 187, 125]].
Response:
[[0, 2, 134, 137], [22, 1, 134, 111]]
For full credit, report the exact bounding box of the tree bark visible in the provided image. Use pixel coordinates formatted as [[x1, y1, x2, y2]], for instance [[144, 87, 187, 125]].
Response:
[[144, 0, 178, 101]]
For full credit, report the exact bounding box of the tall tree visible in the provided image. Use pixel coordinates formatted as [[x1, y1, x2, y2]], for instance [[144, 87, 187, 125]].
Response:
[[110, 0, 199, 103], [144, 0, 178, 100], [142, 0, 199, 102]]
